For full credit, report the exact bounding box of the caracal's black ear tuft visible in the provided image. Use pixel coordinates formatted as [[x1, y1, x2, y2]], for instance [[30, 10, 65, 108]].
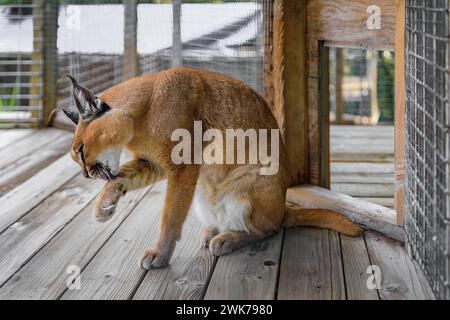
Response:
[[65, 74, 110, 121], [60, 105, 80, 125]]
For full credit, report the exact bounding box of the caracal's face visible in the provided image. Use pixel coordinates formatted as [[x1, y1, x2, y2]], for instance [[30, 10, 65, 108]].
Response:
[[62, 75, 122, 181], [70, 121, 122, 181]]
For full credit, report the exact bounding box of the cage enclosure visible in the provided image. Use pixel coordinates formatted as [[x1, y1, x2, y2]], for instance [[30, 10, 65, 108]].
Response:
[[0, 0, 448, 300]]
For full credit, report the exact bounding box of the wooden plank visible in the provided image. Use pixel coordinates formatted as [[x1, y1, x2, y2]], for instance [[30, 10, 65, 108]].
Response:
[[330, 183, 394, 197], [204, 231, 283, 300], [0, 186, 151, 300], [0, 128, 67, 169], [0, 133, 72, 194], [331, 162, 394, 174], [287, 185, 404, 242], [307, 1, 396, 50], [272, 0, 308, 185], [331, 152, 394, 163], [340, 235, 379, 299], [395, 0, 406, 223], [61, 183, 168, 300], [331, 144, 394, 154], [277, 227, 345, 300], [331, 173, 393, 184], [0, 153, 80, 234], [331, 137, 394, 147], [133, 213, 215, 300], [0, 175, 103, 287], [0, 129, 34, 149], [330, 125, 395, 138], [365, 232, 434, 300]]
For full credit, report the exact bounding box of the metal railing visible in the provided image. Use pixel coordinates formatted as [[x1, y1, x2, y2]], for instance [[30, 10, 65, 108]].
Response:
[[0, 2, 44, 127]]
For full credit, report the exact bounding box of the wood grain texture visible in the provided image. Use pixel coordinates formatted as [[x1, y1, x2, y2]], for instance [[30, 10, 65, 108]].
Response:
[[307, 0, 396, 50], [0, 186, 151, 300], [365, 232, 435, 300], [331, 162, 394, 174], [0, 129, 34, 149], [0, 175, 103, 287], [287, 185, 404, 241], [357, 197, 394, 208], [61, 183, 168, 300], [133, 213, 215, 300], [0, 128, 67, 169], [0, 133, 71, 194], [340, 235, 379, 300], [0, 153, 80, 234], [272, 0, 308, 185], [277, 227, 345, 300], [204, 231, 283, 300], [395, 0, 406, 223], [330, 183, 394, 197], [331, 173, 393, 184]]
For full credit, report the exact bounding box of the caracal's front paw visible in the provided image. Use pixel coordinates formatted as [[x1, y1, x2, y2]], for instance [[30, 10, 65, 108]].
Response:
[[140, 248, 171, 270], [94, 181, 125, 222]]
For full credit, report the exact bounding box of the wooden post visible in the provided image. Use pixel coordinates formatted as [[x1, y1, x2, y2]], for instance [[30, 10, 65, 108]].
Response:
[[272, 0, 308, 186], [32, 0, 58, 127], [172, 0, 182, 67], [263, 0, 274, 107], [124, 0, 139, 80], [334, 48, 344, 124], [395, 0, 406, 226]]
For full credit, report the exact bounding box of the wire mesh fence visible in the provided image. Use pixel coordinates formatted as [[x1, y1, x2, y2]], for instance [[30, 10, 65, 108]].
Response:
[[405, 0, 450, 300], [0, 0, 268, 128]]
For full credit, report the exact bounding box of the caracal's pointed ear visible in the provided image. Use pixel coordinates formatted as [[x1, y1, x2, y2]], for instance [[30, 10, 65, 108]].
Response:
[[60, 105, 80, 125], [65, 74, 110, 121]]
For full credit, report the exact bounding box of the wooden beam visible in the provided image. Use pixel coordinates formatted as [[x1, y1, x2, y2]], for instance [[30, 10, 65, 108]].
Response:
[[287, 184, 405, 242], [172, 0, 183, 67], [123, 0, 139, 80], [263, 0, 274, 107], [395, 0, 406, 225], [32, 0, 59, 127], [272, 0, 308, 185]]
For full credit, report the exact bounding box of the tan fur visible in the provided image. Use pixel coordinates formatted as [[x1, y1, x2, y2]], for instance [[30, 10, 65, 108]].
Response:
[[67, 67, 362, 269]]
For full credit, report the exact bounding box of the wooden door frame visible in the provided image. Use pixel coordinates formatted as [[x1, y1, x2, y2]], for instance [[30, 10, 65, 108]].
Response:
[[268, 0, 406, 240]]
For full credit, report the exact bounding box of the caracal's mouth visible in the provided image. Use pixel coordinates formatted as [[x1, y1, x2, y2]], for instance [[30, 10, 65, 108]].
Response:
[[89, 162, 118, 181]]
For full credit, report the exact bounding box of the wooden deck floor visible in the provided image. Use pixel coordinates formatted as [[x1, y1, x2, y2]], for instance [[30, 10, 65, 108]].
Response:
[[330, 125, 395, 208], [0, 128, 433, 300]]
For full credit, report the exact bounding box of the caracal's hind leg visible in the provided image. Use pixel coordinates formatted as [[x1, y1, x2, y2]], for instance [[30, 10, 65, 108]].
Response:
[[206, 167, 286, 256], [201, 226, 219, 248], [94, 159, 165, 222]]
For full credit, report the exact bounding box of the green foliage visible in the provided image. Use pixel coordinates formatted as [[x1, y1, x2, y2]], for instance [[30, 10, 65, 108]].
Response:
[[377, 50, 395, 122]]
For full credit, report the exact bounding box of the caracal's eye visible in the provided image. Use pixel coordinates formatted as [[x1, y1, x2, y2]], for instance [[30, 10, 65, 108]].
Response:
[[78, 144, 85, 163]]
